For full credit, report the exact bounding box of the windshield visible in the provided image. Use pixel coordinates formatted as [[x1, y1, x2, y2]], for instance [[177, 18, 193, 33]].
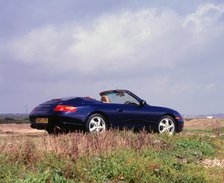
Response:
[[103, 91, 139, 105]]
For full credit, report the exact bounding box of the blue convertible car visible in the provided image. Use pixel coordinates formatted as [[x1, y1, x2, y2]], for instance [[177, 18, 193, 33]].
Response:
[[30, 90, 184, 134]]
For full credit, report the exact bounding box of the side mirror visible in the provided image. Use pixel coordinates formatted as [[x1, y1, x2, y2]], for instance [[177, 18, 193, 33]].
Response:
[[140, 100, 146, 107]]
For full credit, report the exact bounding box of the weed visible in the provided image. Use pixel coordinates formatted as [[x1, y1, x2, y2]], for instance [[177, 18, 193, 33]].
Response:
[[212, 120, 224, 137], [0, 130, 223, 182]]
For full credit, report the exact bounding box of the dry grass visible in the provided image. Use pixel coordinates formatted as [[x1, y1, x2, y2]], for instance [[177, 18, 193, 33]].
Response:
[[0, 119, 223, 163], [0, 130, 165, 163], [184, 118, 224, 130], [0, 128, 224, 182], [0, 123, 45, 137]]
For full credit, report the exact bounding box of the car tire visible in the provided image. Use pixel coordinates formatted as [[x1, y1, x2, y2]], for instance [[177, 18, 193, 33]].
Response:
[[85, 113, 108, 133], [46, 125, 64, 135], [158, 116, 176, 135]]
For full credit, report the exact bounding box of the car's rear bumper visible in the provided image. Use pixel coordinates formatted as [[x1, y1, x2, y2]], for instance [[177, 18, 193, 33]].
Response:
[[30, 123, 47, 129], [30, 115, 85, 131]]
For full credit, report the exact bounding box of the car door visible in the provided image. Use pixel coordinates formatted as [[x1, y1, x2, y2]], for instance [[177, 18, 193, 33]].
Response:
[[100, 91, 157, 130], [114, 103, 151, 129]]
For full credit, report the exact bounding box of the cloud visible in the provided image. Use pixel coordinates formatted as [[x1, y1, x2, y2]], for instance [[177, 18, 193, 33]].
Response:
[[8, 9, 180, 72], [1, 3, 224, 113], [7, 3, 224, 73], [183, 3, 224, 31]]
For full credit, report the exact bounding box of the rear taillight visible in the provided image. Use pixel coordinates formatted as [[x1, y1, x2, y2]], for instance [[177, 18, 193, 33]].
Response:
[[54, 105, 77, 112]]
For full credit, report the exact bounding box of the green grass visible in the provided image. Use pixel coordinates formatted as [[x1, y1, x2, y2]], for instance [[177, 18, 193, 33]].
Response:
[[0, 131, 224, 183]]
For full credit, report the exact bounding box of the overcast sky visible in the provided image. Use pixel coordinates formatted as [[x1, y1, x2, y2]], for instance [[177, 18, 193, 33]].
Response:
[[0, 0, 224, 114]]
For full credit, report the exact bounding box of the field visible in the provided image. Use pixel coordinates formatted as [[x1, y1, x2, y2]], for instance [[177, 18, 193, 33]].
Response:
[[0, 119, 224, 182]]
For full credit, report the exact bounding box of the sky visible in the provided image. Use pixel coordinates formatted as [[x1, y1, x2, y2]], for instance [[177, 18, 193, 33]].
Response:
[[0, 0, 224, 114]]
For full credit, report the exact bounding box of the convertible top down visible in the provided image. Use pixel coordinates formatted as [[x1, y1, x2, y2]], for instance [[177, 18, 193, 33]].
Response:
[[30, 90, 184, 134]]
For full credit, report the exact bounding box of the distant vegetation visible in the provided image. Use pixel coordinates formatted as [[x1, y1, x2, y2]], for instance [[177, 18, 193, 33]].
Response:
[[184, 113, 224, 119], [0, 114, 29, 124], [0, 129, 224, 182]]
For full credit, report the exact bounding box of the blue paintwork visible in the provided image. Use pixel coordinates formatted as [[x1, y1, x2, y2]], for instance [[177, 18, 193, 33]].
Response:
[[29, 90, 184, 132]]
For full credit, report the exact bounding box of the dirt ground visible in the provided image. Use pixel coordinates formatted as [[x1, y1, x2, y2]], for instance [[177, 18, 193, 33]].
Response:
[[0, 123, 46, 137], [0, 119, 223, 137], [184, 118, 224, 130]]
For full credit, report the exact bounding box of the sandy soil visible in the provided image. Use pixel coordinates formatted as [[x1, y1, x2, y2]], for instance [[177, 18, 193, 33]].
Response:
[[0, 123, 46, 137], [0, 119, 223, 137], [184, 118, 224, 130]]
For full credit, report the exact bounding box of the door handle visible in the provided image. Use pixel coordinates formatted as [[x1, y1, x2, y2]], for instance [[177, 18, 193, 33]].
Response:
[[116, 109, 123, 112]]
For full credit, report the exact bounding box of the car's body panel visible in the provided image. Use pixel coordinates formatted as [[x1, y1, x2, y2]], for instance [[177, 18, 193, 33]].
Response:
[[30, 90, 184, 133]]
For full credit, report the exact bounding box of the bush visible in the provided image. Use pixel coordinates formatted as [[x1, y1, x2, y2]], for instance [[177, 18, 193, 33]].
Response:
[[0, 131, 223, 182]]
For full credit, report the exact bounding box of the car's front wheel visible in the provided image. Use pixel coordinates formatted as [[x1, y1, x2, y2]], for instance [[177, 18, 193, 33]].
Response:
[[85, 113, 107, 133], [158, 116, 176, 135]]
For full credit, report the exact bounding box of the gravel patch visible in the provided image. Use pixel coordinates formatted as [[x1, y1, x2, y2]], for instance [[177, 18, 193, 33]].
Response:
[[203, 158, 224, 168]]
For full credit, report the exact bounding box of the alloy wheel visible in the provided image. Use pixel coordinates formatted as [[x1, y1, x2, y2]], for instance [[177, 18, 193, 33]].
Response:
[[89, 116, 106, 132], [158, 117, 175, 135]]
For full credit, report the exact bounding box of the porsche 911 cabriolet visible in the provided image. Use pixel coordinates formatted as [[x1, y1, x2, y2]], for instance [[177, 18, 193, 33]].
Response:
[[30, 90, 184, 134]]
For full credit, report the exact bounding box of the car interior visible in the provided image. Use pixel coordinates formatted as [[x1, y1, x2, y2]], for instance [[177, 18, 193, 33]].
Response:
[[101, 95, 111, 103]]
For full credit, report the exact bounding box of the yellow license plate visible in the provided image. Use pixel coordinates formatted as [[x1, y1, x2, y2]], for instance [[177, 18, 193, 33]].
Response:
[[35, 118, 48, 123]]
